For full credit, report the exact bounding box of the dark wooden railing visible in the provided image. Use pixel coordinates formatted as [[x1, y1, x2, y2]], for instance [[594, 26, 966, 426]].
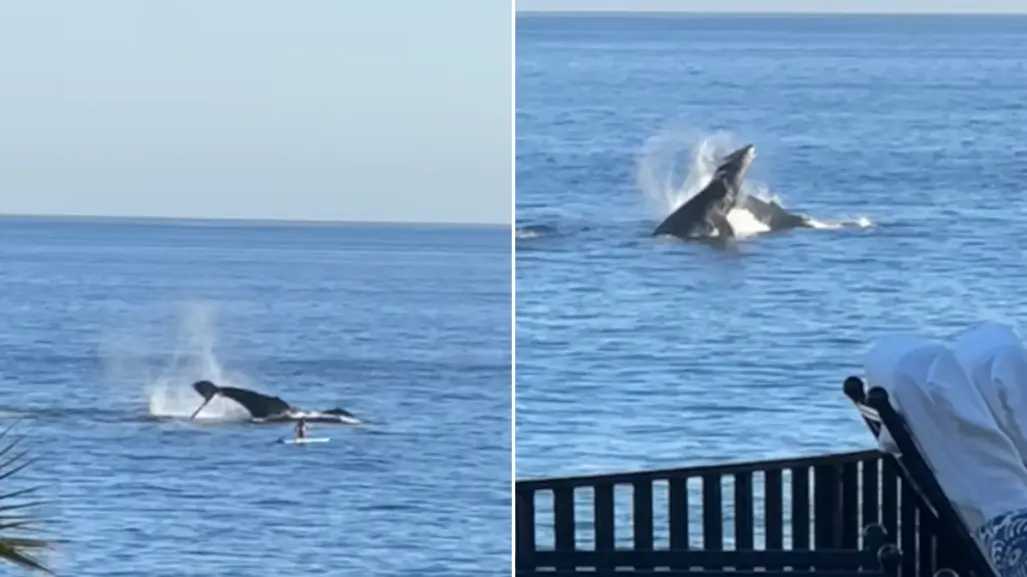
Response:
[[516, 449, 959, 577], [522, 523, 902, 575]]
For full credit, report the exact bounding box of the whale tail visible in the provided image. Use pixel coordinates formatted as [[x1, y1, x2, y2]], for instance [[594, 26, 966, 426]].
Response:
[[321, 407, 362, 425]]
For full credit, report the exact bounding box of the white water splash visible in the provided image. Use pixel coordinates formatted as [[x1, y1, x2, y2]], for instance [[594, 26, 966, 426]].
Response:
[[636, 129, 733, 216], [636, 129, 871, 238], [147, 304, 253, 421], [102, 303, 253, 421]]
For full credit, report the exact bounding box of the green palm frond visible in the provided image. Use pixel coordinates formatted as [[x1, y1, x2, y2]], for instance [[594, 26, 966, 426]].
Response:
[[0, 421, 53, 575]]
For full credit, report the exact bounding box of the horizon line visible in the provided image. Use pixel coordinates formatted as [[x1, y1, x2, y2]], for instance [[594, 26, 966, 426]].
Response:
[[516, 9, 1027, 16], [0, 211, 510, 230]]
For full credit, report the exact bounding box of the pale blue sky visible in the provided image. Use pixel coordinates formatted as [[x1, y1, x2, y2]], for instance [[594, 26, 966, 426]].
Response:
[[0, 1, 512, 224], [517, 0, 1027, 12]]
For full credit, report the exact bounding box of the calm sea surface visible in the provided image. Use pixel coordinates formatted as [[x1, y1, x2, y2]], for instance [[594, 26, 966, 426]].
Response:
[[0, 217, 510, 576], [516, 14, 1027, 479]]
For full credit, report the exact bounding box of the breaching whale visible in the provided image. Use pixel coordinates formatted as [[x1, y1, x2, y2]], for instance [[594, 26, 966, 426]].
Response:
[[652, 144, 756, 240], [190, 380, 361, 425]]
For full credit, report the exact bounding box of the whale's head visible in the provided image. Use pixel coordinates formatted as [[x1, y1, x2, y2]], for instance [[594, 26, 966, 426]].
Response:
[[715, 144, 756, 187]]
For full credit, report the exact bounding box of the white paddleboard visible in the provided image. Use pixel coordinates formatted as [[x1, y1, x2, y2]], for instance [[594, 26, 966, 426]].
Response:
[[279, 437, 330, 445]]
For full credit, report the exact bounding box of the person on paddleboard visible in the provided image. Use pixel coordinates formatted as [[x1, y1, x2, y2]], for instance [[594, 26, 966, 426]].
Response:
[[294, 418, 309, 440]]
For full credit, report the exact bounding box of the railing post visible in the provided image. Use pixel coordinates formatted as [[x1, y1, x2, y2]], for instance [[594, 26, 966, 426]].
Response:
[[593, 482, 615, 553], [764, 469, 784, 550], [734, 471, 755, 550], [553, 487, 576, 570], [668, 477, 690, 552], [516, 486, 536, 557], [814, 463, 841, 549], [633, 480, 654, 569], [840, 461, 860, 548], [702, 473, 724, 550], [791, 465, 811, 549]]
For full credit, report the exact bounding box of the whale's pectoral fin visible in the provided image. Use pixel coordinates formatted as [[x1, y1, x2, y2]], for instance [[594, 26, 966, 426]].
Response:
[[190, 398, 213, 420], [190, 380, 220, 419], [708, 212, 735, 239]]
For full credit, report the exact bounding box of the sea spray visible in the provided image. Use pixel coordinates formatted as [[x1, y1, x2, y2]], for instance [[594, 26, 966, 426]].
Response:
[[636, 128, 739, 216], [101, 303, 253, 421]]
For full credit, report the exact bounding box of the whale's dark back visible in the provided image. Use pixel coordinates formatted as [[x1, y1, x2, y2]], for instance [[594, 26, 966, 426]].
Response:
[[652, 179, 730, 238], [191, 380, 292, 419]]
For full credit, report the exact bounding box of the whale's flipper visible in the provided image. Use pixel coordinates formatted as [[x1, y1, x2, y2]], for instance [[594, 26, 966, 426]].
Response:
[[190, 380, 219, 419], [708, 211, 735, 239], [738, 195, 813, 231], [190, 380, 292, 420]]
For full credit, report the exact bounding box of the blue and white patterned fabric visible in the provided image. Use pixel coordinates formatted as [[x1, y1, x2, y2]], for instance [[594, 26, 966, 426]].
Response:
[[976, 508, 1027, 577]]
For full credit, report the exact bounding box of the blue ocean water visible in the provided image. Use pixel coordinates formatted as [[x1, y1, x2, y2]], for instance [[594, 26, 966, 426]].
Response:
[[0, 217, 510, 576], [515, 14, 1027, 478]]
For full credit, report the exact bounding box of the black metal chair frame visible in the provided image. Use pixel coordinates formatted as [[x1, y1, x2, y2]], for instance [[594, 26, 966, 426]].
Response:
[[844, 376, 997, 577]]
